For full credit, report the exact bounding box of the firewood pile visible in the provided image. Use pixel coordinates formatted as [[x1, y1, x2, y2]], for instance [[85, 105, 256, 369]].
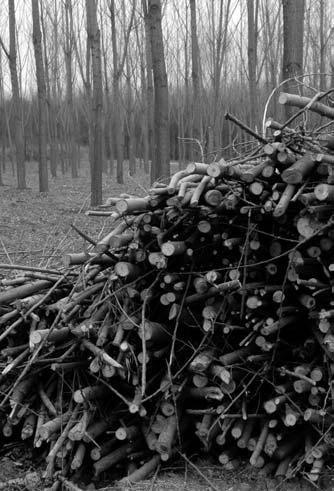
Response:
[[0, 96, 334, 488]]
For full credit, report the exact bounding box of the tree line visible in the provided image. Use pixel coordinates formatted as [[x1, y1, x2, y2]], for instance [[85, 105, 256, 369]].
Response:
[[0, 0, 333, 204]]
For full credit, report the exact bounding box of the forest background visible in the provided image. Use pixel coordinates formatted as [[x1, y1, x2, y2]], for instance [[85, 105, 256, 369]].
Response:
[[0, 0, 332, 206]]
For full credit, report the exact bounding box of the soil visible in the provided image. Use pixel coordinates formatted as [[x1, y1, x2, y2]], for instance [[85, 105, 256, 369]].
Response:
[[0, 154, 150, 273], [0, 155, 333, 490]]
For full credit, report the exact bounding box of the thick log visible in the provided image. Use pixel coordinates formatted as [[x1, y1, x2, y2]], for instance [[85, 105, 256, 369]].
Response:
[[279, 92, 334, 119], [0, 280, 52, 305], [281, 155, 315, 184]]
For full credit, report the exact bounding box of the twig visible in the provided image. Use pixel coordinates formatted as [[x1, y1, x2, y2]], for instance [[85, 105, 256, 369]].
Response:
[[225, 112, 267, 144], [0, 263, 73, 275], [141, 274, 162, 397], [177, 451, 221, 491]]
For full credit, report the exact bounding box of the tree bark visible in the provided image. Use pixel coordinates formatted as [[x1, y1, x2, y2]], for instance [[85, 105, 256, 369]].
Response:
[[109, 0, 124, 184], [282, 0, 305, 118], [126, 56, 136, 176], [40, 1, 57, 179], [247, 0, 258, 129], [86, 0, 103, 206], [0, 48, 4, 185], [209, 0, 231, 158], [100, 8, 113, 175], [64, 0, 78, 178], [32, 0, 48, 192], [319, 0, 326, 91], [142, 0, 154, 174], [8, 0, 26, 189], [331, 31, 334, 90], [190, 0, 202, 157], [147, 0, 170, 183]]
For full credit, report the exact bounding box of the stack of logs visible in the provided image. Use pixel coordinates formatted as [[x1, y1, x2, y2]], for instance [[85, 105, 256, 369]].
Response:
[[0, 94, 334, 489]]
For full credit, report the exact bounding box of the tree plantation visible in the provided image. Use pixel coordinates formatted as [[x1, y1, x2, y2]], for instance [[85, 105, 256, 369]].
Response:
[[0, 0, 333, 204]]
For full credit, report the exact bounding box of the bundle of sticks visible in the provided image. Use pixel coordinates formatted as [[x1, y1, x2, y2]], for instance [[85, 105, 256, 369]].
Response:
[[0, 93, 333, 489]]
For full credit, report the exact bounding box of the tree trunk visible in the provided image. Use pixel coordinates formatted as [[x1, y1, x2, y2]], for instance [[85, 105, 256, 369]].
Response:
[[282, 0, 305, 118], [8, 0, 26, 189], [139, 39, 149, 174], [86, 0, 103, 206], [210, 0, 231, 159], [32, 0, 48, 192], [147, 0, 170, 183], [64, 0, 78, 178], [109, 0, 124, 184], [126, 57, 136, 176], [49, 0, 59, 178], [0, 49, 3, 185], [100, 8, 112, 175], [331, 32, 334, 90], [142, 0, 154, 174], [85, 34, 93, 176], [40, 1, 57, 179], [247, 0, 258, 129], [319, 0, 326, 91], [184, 22, 192, 162], [190, 0, 202, 160]]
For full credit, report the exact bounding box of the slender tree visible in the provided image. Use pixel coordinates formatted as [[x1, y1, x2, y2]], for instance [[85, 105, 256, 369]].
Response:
[[0, 48, 4, 186], [100, 6, 113, 174], [331, 28, 334, 89], [125, 54, 136, 176], [141, 0, 154, 174], [32, 0, 48, 192], [319, 0, 326, 90], [147, 0, 170, 182], [207, 0, 232, 155], [190, 0, 202, 158], [247, 0, 259, 129], [282, 0, 305, 111], [108, 0, 135, 184], [64, 0, 78, 178], [2, 0, 26, 189], [86, 0, 103, 206]]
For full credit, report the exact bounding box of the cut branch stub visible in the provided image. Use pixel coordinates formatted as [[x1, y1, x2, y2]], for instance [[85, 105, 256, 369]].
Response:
[[281, 155, 315, 184], [314, 184, 334, 202], [116, 198, 150, 214], [115, 262, 142, 281], [161, 241, 187, 257], [279, 92, 334, 119]]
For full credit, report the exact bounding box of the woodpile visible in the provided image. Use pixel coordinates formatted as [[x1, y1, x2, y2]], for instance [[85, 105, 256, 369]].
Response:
[[0, 99, 334, 488]]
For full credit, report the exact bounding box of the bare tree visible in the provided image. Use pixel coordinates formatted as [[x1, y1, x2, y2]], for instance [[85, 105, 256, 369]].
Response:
[[40, 2, 53, 178], [331, 28, 334, 89], [146, 0, 170, 182], [190, 0, 202, 156], [125, 54, 136, 176], [100, 6, 113, 174], [64, 0, 78, 178], [1, 0, 27, 189], [247, 0, 259, 128], [207, 0, 232, 156], [318, 0, 330, 91], [32, 0, 48, 192], [86, 0, 103, 206], [282, 0, 305, 109], [108, 0, 135, 184], [141, 0, 154, 174], [0, 48, 4, 186]]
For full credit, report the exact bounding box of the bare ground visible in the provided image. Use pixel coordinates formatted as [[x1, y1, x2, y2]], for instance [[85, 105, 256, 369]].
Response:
[[0, 155, 150, 272], [0, 155, 333, 490]]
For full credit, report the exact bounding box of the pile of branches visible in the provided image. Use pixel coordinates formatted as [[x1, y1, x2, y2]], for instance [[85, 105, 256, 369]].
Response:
[[0, 91, 334, 489]]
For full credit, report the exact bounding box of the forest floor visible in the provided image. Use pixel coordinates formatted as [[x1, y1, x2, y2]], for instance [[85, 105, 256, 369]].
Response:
[[0, 154, 333, 490]]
